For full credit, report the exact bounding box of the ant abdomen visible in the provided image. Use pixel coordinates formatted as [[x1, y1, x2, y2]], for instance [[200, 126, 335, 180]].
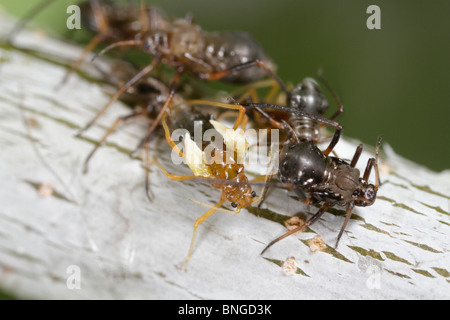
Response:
[[278, 141, 329, 190], [204, 31, 275, 83], [288, 78, 330, 143]]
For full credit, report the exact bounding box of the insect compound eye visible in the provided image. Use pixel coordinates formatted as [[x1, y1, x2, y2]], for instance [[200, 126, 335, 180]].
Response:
[[230, 202, 238, 208], [252, 191, 257, 197], [365, 187, 376, 203], [352, 189, 362, 198]]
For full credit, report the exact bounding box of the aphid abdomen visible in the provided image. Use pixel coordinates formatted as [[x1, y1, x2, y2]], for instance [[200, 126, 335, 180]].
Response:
[[204, 31, 274, 83]]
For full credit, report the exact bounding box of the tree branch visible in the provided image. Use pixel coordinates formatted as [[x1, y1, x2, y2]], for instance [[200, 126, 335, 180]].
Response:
[[0, 11, 449, 299]]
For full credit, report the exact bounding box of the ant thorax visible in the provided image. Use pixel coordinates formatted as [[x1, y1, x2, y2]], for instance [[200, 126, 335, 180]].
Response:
[[315, 158, 361, 206]]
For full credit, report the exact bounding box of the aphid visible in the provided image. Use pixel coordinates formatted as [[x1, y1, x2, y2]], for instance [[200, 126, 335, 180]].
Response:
[[76, 2, 276, 156], [155, 112, 268, 270], [260, 135, 382, 254]]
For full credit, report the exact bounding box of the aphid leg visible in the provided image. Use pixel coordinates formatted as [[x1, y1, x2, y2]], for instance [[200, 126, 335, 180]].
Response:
[[181, 99, 247, 130], [190, 198, 239, 215], [139, 0, 149, 32], [182, 197, 227, 271], [77, 54, 162, 136], [255, 174, 273, 209], [254, 142, 278, 208], [134, 67, 184, 151], [83, 110, 145, 174], [261, 202, 331, 255], [335, 202, 355, 248], [92, 40, 143, 62], [143, 113, 184, 201], [59, 35, 103, 86], [161, 113, 184, 157], [253, 173, 273, 207], [230, 78, 279, 103], [152, 159, 196, 181], [231, 103, 247, 130]]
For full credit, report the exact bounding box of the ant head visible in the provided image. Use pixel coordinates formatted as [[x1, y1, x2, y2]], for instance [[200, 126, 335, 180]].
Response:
[[288, 78, 329, 116], [353, 136, 382, 208], [352, 181, 377, 207]]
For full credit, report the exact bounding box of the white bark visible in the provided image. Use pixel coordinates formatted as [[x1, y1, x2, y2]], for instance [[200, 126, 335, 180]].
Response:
[[0, 11, 449, 299]]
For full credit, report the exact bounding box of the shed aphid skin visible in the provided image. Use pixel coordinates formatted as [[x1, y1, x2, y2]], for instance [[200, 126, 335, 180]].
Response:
[[75, 1, 276, 156], [155, 113, 270, 271]]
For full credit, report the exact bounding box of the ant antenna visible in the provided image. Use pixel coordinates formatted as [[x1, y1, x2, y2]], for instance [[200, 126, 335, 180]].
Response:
[[374, 136, 382, 191], [316, 70, 344, 121]]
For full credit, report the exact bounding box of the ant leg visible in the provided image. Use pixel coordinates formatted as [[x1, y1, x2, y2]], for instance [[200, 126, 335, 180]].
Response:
[[362, 136, 382, 187], [335, 202, 355, 248], [134, 67, 185, 152], [205, 59, 290, 95], [77, 54, 162, 136], [83, 110, 145, 173], [244, 102, 343, 156], [317, 71, 344, 121], [182, 197, 227, 271], [261, 202, 331, 255], [254, 173, 274, 209], [253, 106, 285, 130]]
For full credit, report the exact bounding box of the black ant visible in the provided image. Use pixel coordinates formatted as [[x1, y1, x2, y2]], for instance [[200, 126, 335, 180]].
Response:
[[233, 74, 344, 206], [236, 71, 381, 252], [261, 135, 382, 253]]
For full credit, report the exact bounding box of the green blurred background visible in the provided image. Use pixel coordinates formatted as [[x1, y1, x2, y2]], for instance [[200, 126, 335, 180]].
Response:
[[1, 0, 449, 172]]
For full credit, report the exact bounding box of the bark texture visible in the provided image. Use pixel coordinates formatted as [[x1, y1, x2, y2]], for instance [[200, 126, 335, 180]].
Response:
[[0, 12, 449, 299]]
